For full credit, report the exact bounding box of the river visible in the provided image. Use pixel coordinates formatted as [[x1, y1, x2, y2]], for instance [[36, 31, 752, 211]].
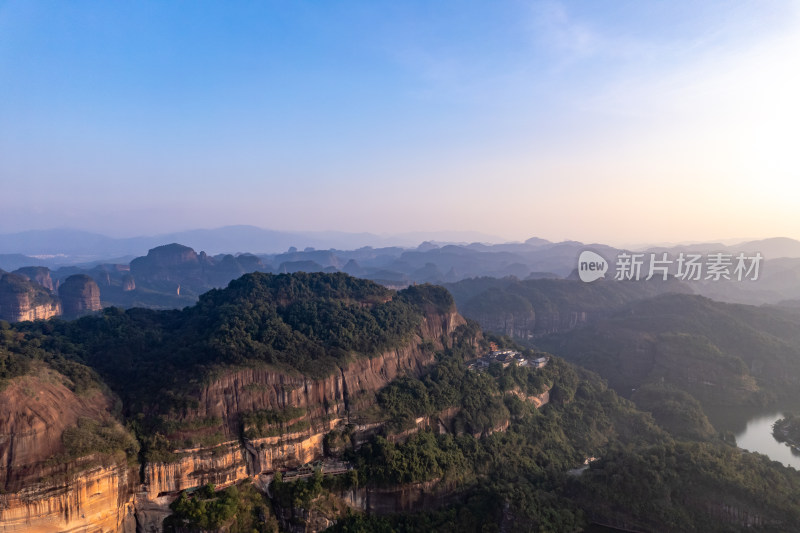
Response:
[[733, 411, 800, 470], [707, 406, 800, 470]]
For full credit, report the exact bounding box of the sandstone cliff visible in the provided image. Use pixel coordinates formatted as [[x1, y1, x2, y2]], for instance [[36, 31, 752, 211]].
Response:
[[2, 277, 476, 532], [185, 307, 463, 434], [141, 441, 250, 500], [0, 372, 111, 491], [132, 243, 200, 271], [58, 274, 101, 318], [128, 243, 269, 299], [12, 266, 55, 291], [0, 273, 61, 322], [136, 306, 469, 527], [460, 293, 587, 339], [0, 461, 137, 533], [122, 274, 136, 291], [0, 372, 136, 533]]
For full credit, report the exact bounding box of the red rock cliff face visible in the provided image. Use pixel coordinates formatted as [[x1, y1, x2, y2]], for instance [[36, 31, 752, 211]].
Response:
[[0, 273, 61, 323], [1, 304, 472, 532], [140, 307, 470, 515], [0, 373, 111, 491], [0, 373, 136, 533], [141, 441, 249, 499], [12, 266, 55, 292], [189, 307, 466, 435], [0, 460, 137, 533], [58, 274, 101, 318]]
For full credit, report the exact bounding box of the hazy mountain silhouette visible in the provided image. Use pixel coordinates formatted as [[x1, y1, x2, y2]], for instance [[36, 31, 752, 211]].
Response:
[[0, 226, 510, 259]]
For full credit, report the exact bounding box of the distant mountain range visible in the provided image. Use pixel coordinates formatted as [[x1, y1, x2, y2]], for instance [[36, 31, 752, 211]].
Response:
[[3, 226, 800, 264], [2, 228, 800, 312], [0, 226, 508, 260], [644, 237, 800, 260]]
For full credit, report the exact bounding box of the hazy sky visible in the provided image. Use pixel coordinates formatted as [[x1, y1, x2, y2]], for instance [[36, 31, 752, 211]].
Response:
[[1, 1, 799, 245]]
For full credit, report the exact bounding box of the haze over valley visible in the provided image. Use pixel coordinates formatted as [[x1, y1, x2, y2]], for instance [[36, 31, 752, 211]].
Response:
[[3, 1, 800, 532]]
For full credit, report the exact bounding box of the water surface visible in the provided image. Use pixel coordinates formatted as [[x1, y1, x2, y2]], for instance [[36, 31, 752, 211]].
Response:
[[704, 404, 800, 470], [733, 411, 800, 470]]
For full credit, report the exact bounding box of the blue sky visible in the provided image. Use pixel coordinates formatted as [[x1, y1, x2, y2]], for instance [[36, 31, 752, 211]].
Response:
[[1, 1, 798, 245]]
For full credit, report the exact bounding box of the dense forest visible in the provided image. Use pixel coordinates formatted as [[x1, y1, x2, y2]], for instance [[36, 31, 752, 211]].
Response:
[[4, 272, 800, 532], [2, 273, 449, 410], [289, 332, 800, 532], [445, 276, 691, 338], [773, 413, 800, 448], [535, 293, 800, 410]]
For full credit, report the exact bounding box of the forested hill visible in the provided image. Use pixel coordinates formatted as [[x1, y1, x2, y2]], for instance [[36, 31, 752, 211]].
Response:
[[8, 273, 800, 531], [5, 272, 455, 411], [536, 293, 800, 409], [445, 276, 691, 339]]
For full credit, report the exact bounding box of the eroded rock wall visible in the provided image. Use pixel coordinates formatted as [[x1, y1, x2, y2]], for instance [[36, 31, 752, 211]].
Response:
[[2, 306, 473, 532], [0, 374, 135, 533]]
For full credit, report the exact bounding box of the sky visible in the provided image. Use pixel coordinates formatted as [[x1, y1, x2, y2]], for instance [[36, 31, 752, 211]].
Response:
[[1, 0, 799, 246]]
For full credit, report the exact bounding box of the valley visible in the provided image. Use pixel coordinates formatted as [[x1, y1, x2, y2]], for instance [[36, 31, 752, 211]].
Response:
[[3, 270, 800, 531], [5, 1, 798, 530]]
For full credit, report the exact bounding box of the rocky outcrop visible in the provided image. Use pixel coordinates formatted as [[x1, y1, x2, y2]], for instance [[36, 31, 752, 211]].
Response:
[[58, 274, 101, 318], [129, 244, 205, 296], [188, 308, 465, 434], [274, 491, 351, 533], [0, 460, 137, 533], [2, 297, 474, 531], [245, 418, 342, 475], [133, 493, 174, 533], [142, 441, 249, 499], [133, 243, 200, 271], [0, 373, 111, 491], [129, 244, 269, 297], [136, 307, 470, 523], [507, 388, 550, 409], [83, 264, 133, 291], [122, 274, 136, 291], [0, 273, 61, 322], [12, 266, 55, 291], [0, 373, 136, 533], [141, 424, 339, 500], [339, 479, 458, 515]]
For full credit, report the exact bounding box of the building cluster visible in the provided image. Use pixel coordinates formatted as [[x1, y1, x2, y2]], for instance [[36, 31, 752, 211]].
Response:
[[279, 460, 353, 481], [468, 349, 548, 371]]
